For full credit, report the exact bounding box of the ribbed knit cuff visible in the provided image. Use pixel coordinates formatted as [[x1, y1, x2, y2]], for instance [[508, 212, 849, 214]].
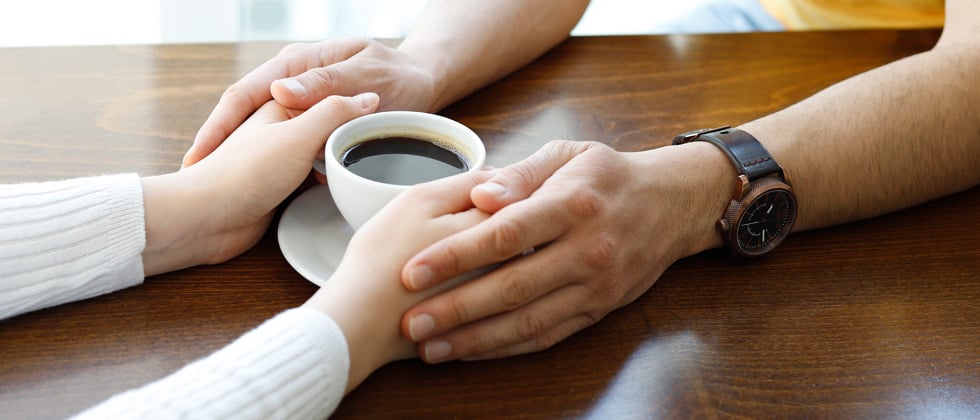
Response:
[[73, 307, 351, 420], [0, 174, 146, 320]]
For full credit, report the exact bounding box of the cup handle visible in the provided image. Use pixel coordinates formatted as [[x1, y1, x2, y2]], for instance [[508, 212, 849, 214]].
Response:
[[313, 158, 327, 175]]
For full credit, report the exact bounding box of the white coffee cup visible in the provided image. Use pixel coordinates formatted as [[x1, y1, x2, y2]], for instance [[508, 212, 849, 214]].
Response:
[[321, 111, 486, 230]]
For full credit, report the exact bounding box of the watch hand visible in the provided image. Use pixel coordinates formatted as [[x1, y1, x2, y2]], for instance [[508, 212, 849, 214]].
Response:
[[766, 203, 774, 214]]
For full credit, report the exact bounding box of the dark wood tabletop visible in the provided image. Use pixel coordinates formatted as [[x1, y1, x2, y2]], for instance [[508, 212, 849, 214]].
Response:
[[1, 30, 977, 419]]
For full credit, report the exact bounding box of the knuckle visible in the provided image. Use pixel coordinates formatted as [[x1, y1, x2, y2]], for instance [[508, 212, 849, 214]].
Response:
[[455, 329, 495, 357], [582, 140, 609, 151], [218, 82, 261, 113], [501, 161, 540, 191], [220, 81, 246, 102], [306, 66, 339, 89], [548, 139, 594, 156], [488, 219, 526, 257], [582, 309, 606, 326], [543, 139, 575, 153], [515, 311, 549, 342], [565, 187, 603, 219], [584, 278, 618, 306], [319, 94, 347, 107], [397, 185, 429, 206], [581, 276, 626, 313], [277, 42, 310, 56], [582, 231, 618, 272], [443, 298, 471, 327], [498, 272, 533, 309], [439, 242, 465, 276]]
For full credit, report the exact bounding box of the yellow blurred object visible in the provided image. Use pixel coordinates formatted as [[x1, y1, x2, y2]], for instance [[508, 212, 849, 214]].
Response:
[[760, 0, 944, 29]]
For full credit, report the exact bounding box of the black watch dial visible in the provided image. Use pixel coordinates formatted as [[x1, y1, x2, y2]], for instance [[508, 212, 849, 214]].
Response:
[[735, 189, 797, 255]]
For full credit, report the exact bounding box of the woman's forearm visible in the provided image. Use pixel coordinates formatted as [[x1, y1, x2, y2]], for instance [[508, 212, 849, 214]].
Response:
[[0, 175, 146, 320]]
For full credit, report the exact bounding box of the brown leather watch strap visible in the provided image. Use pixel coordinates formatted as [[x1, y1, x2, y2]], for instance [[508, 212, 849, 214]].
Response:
[[672, 126, 784, 181]]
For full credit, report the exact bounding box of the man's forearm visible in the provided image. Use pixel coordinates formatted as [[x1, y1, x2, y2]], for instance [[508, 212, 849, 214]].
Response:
[[399, 0, 591, 112], [741, 38, 980, 231]]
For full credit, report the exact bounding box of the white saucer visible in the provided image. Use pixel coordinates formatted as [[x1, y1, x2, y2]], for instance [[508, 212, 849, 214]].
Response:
[[277, 184, 353, 286]]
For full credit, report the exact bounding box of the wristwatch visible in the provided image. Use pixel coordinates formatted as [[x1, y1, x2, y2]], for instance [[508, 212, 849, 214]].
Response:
[[672, 126, 797, 257]]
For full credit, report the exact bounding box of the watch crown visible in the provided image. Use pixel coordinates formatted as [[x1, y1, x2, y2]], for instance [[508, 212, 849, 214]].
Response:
[[717, 218, 731, 232]]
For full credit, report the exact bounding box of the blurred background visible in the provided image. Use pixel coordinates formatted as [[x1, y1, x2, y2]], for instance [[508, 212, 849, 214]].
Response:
[[0, 0, 714, 47]]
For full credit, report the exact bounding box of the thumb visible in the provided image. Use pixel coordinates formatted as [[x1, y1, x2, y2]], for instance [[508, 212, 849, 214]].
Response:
[[470, 140, 592, 212], [272, 64, 353, 111], [284, 92, 380, 155]]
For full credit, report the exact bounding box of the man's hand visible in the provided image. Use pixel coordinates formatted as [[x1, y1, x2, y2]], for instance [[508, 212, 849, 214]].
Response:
[[182, 38, 437, 168], [397, 140, 734, 362]]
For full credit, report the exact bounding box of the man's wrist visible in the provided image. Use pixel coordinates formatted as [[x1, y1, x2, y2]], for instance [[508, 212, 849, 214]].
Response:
[[396, 40, 455, 112], [643, 141, 739, 257]]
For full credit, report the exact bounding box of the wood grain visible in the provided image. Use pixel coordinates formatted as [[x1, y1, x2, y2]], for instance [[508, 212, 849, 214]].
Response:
[[1, 30, 977, 419]]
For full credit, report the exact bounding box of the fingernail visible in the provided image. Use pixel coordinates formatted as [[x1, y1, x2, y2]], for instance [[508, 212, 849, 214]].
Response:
[[475, 182, 507, 197], [407, 265, 433, 290], [279, 78, 307, 98], [424, 340, 452, 362], [354, 92, 379, 109], [408, 314, 435, 340]]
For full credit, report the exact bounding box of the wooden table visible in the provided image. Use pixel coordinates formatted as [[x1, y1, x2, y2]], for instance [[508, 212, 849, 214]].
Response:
[[1, 30, 977, 419]]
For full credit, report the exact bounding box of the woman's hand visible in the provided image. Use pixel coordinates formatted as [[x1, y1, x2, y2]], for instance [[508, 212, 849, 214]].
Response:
[[141, 93, 380, 276], [304, 169, 494, 391], [182, 38, 438, 168]]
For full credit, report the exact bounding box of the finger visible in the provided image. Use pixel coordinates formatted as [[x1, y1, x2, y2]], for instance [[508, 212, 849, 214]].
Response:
[[438, 207, 490, 233], [183, 39, 367, 168], [402, 240, 573, 342], [470, 140, 594, 212], [401, 189, 571, 291], [401, 170, 496, 216], [402, 174, 575, 290], [282, 92, 379, 156], [270, 39, 372, 109], [184, 62, 290, 168], [272, 60, 368, 111], [236, 100, 293, 126], [460, 314, 598, 361], [416, 284, 598, 363], [370, 171, 492, 236]]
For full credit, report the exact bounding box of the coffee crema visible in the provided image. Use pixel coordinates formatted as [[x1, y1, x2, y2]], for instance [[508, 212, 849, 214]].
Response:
[[341, 135, 469, 185]]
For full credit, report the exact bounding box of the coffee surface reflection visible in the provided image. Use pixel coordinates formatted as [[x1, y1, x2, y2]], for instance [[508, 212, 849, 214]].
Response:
[[341, 136, 469, 185]]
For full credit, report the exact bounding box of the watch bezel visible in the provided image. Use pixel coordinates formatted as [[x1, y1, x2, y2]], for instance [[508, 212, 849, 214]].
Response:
[[722, 178, 797, 257]]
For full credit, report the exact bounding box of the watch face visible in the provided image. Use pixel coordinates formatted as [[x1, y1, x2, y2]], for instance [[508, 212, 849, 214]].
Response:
[[735, 188, 797, 256]]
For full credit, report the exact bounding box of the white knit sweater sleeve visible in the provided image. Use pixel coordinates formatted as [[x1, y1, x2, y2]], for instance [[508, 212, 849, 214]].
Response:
[[0, 174, 146, 320], [0, 174, 351, 418], [72, 307, 351, 420]]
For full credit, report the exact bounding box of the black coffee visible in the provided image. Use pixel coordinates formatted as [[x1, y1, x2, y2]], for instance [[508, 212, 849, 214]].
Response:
[[341, 136, 469, 185]]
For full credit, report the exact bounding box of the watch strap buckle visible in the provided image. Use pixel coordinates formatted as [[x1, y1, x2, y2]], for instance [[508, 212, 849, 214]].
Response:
[[672, 125, 731, 145]]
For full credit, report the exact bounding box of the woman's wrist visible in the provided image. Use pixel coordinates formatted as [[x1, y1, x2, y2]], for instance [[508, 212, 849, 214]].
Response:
[[141, 173, 209, 276], [303, 273, 415, 393]]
